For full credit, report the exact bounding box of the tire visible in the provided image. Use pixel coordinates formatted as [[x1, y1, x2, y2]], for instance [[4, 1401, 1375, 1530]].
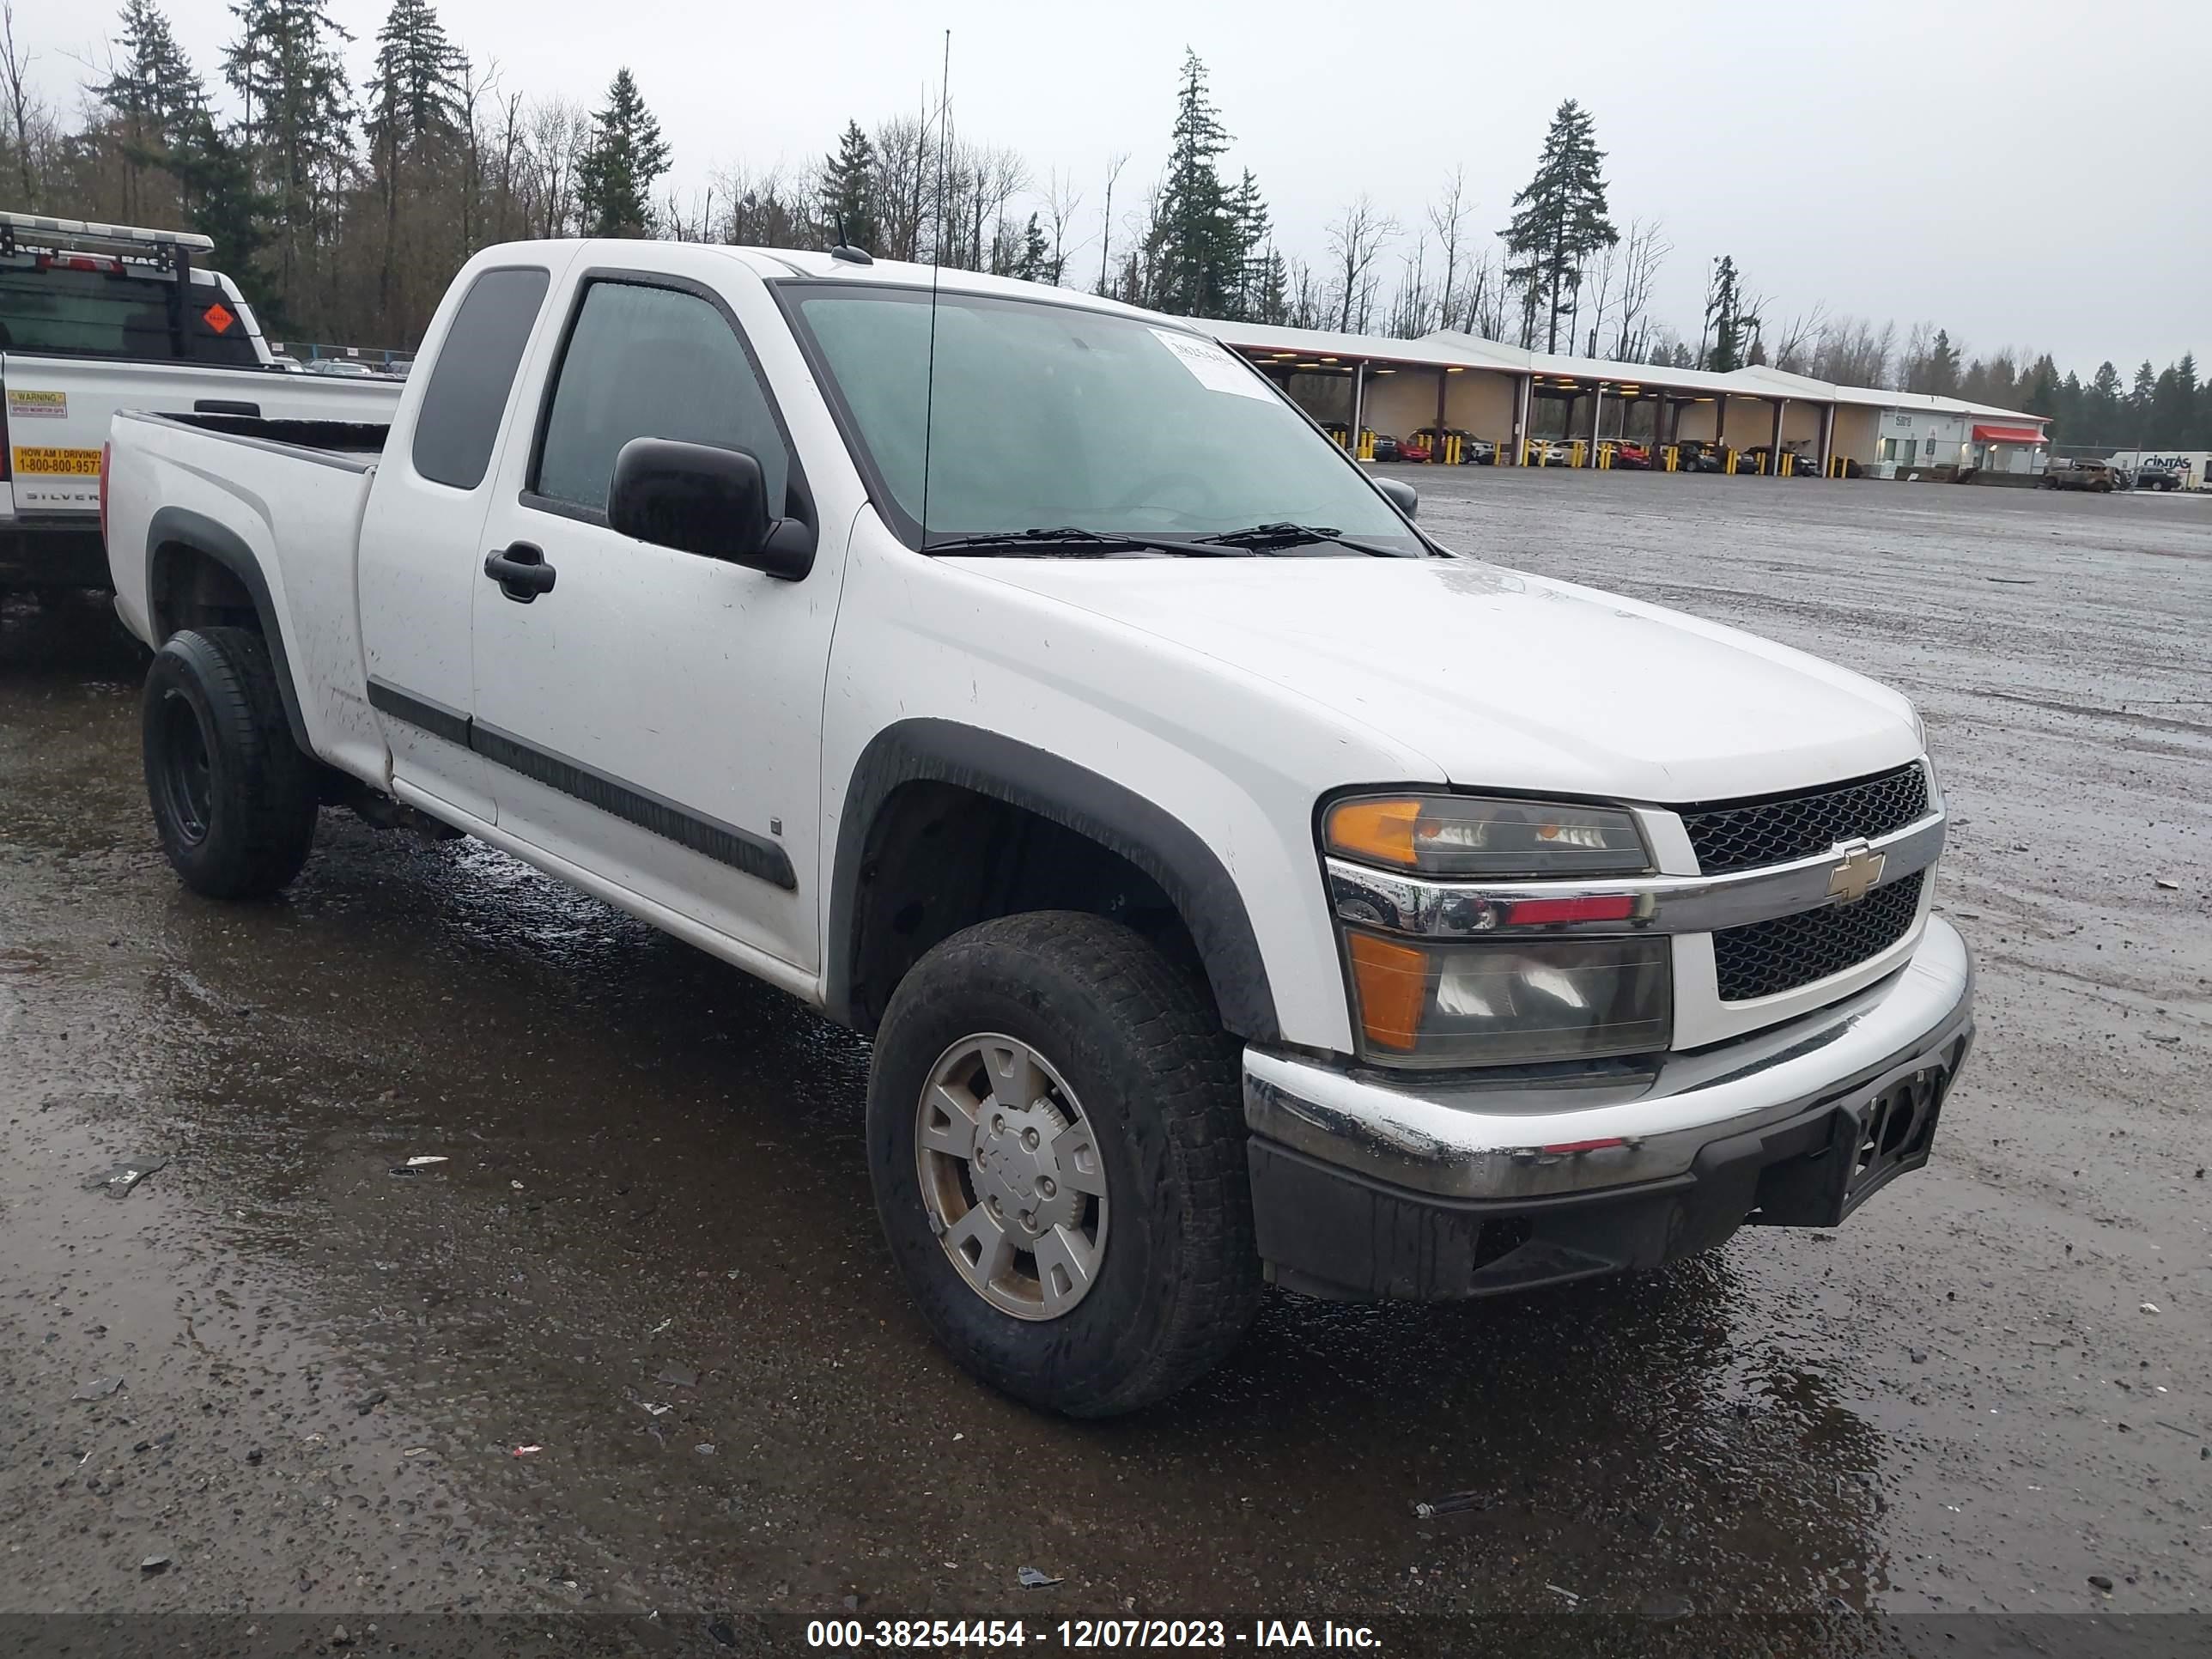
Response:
[[141, 626, 320, 899], [866, 912, 1263, 1417]]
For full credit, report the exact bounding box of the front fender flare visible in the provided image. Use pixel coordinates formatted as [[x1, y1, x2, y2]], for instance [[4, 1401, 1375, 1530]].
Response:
[[826, 719, 1280, 1042]]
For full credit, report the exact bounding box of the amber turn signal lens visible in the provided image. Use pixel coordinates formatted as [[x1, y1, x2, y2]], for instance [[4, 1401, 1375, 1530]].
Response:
[[1325, 798, 1424, 868], [1346, 931, 1428, 1050]]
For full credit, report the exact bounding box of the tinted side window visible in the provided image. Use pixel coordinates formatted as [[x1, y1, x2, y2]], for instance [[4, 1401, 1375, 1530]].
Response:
[[533, 281, 788, 518], [411, 266, 551, 490]]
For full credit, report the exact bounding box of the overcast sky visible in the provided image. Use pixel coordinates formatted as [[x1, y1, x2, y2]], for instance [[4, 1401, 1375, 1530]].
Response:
[[15, 0, 2204, 374]]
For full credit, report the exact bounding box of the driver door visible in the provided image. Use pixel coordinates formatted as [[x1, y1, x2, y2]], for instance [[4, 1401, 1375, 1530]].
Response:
[[467, 260, 834, 971]]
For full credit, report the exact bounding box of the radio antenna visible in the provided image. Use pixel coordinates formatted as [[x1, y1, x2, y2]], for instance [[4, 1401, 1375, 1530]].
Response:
[[920, 27, 950, 545]]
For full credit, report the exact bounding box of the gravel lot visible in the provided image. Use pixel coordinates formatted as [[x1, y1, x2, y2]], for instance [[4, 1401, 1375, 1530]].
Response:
[[2, 469, 2206, 1652]]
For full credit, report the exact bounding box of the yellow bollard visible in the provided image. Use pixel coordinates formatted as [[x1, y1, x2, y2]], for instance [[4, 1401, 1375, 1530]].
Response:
[[1358, 429, 1376, 462], [1724, 449, 1738, 476], [1663, 445, 1678, 472], [1570, 440, 1585, 469], [1781, 452, 1793, 477]]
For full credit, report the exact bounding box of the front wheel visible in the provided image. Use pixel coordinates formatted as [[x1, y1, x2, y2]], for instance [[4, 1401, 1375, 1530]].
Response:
[[866, 912, 1262, 1416], [142, 626, 320, 898]]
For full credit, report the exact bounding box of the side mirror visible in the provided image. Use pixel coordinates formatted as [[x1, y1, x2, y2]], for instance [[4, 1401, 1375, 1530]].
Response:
[[1375, 475, 1419, 520], [608, 437, 816, 580]]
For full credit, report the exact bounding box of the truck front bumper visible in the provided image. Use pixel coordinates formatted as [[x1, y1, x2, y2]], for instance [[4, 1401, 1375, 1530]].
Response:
[[1242, 917, 1974, 1301]]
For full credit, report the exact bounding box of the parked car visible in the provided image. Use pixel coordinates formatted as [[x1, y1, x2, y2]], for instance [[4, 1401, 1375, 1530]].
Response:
[[1369, 433, 1403, 462], [1395, 434, 1432, 464], [1613, 441, 1651, 471], [1528, 439, 1573, 466], [306, 357, 378, 377], [1408, 427, 1495, 465], [2042, 459, 2116, 492], [1673, 439, 1726, 474], [103, 238, 1973, 1416], [1741, 446, 1820, 478], [2135, 465, 2183, 492], [0, 210, 399, 599]]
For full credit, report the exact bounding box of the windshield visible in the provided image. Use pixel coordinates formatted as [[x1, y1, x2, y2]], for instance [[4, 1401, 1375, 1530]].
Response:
[[0, 264, 261, 366], [784, 284, 1424, 556]]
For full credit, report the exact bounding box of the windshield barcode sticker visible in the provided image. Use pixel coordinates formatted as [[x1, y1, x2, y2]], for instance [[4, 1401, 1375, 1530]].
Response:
[[6, 389, 65, 418], [1149, 329, 1276, 402]]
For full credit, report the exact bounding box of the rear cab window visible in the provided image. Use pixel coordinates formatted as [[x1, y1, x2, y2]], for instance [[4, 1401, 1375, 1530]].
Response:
[[0, 263, 261, 366], [410, 266, 552, 491]]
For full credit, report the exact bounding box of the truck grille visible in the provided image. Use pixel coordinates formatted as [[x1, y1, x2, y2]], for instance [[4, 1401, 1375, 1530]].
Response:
[[1715, 872, 1924, 1001], [1681, 763, 1929, 875]]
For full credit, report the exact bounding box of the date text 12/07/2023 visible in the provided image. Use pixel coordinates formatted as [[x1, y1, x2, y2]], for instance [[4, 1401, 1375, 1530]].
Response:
[[803, 1620, 1383, 1649]]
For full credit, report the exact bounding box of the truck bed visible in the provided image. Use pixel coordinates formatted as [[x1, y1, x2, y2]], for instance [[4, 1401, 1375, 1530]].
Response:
[[160, 409, 393, 464], [105, 407, 392, 788]]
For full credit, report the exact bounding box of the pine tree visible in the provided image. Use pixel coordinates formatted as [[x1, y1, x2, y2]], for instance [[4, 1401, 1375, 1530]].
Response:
[[577, 67, 670, 239], [96, 0, 209, 222], [224, 0, 356, 328], [1011, 211, 1050, 283], [1146, 51, 1243, 318], [1701, 255, 1756, 373], [1501, 100, 1616, 353], [169, 112, 266, 289], [817, 118, 877, 251], [2083, 362, 2123, 441], [1225, 167, 1270, 321], [2023, 355, 2060, 421], [1254, 245, 1290, 326], [364, 0, 465, 332]]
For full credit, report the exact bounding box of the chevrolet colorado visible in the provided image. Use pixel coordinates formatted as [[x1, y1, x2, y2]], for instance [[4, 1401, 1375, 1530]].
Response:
[[100, 240, 1974, 1415], [0, 211, 398, 596]]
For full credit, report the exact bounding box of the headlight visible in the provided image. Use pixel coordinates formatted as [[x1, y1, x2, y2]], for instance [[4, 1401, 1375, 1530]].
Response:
[[1326, 793, 1651, 878], [1344, 932, 1671, 1066]]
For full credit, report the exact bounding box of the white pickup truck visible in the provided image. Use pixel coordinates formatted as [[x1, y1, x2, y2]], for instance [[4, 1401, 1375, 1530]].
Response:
[[0, 211, 398, 597], [100, 239, 1974, 1415]]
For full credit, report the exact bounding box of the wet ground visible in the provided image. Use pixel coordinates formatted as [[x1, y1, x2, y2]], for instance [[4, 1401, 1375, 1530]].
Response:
[[3, 471, 2208, 1651]]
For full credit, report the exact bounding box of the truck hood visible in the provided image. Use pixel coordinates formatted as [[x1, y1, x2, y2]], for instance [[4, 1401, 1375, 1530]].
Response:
[[951, 555, 1920, 803]]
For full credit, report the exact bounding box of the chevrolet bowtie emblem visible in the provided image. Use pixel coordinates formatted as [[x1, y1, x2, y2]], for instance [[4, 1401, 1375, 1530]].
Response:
[[1827, 839, 1887, 904]]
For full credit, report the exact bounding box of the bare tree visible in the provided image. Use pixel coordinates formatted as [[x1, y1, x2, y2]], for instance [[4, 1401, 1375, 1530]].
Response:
[[1094, 151, 1128, 295], [1042, 167, 1082, 286], [1771, 300, 1829, 374], [1, 2, 37, 206], [1452, 248, 1507, 340], [1326, 193, 1397, 333], [870, 111, 931, 262], [1609, 218, 1669, 361], [1385, 234, 1433, 337], [1425, 167, 1471, 338], [1810, 315, 1895, 388]]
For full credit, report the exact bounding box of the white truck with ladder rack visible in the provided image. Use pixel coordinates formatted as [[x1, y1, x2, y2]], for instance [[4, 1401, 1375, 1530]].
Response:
[[0, 210, 398, 598]]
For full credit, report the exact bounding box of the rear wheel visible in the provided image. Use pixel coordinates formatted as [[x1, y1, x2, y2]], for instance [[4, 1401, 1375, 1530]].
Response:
[[866, 912, 1262, 1417], [142, 626, 320, 898]]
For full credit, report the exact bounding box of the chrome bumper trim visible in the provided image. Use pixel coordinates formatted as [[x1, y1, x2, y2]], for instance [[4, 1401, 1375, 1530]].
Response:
[[1243, 917, 1973, 1200], [1327, 811, 1945, 938]]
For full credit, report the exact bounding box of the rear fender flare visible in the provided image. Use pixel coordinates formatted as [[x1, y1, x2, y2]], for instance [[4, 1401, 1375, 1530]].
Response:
[[144, 506, 312, 755]]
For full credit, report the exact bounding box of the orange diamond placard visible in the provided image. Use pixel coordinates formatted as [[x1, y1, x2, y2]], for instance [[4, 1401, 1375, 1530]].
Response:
[[204, 302, 235, 334]]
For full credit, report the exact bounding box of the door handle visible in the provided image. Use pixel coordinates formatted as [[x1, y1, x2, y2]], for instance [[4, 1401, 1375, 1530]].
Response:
[[483, 542, 556, 603]]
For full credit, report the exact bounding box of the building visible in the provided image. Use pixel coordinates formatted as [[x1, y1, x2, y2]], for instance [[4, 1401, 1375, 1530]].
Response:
[[1206, 319, 2048, 477]]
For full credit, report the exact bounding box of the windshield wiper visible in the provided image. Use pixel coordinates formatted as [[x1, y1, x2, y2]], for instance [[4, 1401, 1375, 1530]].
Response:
[[925, 526, 1240, 557], [1188, 522, 1405, 558]]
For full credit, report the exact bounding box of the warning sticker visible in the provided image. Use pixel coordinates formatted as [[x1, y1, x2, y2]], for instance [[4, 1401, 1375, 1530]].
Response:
[[204, 302, 235, 334], [6, 388, 66, 418], [13, 446, 102, 476], [1149, 328, 1276, 402]]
